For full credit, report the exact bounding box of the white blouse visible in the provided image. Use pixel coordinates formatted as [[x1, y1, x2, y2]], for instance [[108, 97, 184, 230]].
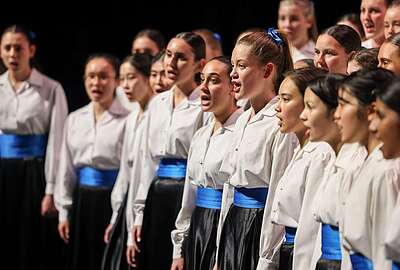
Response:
[[291, 40, 316, 63], [0, 69, 68, 194], [132, 87, 213, 226], [385, 160, 400, 262], [218, 97, 298, 270], [171, 109, 243, 259], [269, 141, 335, 270], [54, 99, 130, 222], [110, 102, 148, 224], [342, 146, 399, 270]]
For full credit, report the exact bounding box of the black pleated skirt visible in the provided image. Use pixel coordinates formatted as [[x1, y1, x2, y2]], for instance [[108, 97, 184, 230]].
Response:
[[70, 183, 113, 270], [184, 206, 220, 270], [138, 177, 185, 270], [315, 258, 341, 270], [0, 158, 67, 270], [102, 191, 129, 270], [217, 205, 264, 270], [279, 243, 294, 270]]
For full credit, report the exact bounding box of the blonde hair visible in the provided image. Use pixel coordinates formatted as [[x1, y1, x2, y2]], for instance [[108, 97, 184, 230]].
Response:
[[279, 0, 318, 42]]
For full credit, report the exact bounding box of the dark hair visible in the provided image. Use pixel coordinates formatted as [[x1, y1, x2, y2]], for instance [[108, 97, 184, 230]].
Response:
[[122, 53, 153, 77], [175, 32, 206, 61], [341, 68, 395, 107], [308, 74, 345, 110], [379, 77, 400, 115], [323, 24, 361, 53], [237, 29, 293, 89], [389, 0, 400, 8], [2, 24, 37, 45], [208, 55, 233, 76], [85, 53, 120, 77], [337, 13, 365, 40], [193, 28, 223, 55], [284, 67, 327, 96], [294, 58, 315, 68], [151, 50, 165, 66], [134, 29, 165, 51], [348, 48, 379, 70]]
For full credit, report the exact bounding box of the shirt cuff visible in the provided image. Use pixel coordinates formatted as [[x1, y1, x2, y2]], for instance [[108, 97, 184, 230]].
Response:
[[134, 213, 143, 226], [110, 211, 118, 225], [127, 232, 133, 246], [256, 257, 278, 270], [45, 182, 55, 195], [58, 209, 69, 223], [172, 244, 182, 259]]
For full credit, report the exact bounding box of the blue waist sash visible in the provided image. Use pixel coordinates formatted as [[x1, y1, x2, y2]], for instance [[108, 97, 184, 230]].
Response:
[[321, 224, 342, 261], [78, 167, 119, 188], [157, 158, 187, 179], [350, 252, 373, 270], [196, 187, 223, 210], [393, 262, 400, 270], [0, 134, 46, 158], [284, 226, 297, 245], [233, 187, 268, 209]]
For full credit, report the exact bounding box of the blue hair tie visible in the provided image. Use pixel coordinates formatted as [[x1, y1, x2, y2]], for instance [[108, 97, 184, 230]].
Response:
[[29, 31, 36, 40], [213, 32, 221, 41], [266, 28, 283, 46]]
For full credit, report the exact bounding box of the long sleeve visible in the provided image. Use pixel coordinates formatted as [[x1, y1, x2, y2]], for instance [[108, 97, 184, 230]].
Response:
[[371, 167, 398, 270], [171, 172, 197, 259], [385, 193, 400, 261], [110, 117, 134, 224], [54, 117, 77, 222], [44, 82, 68, 194], [292, 150, 334, 270], [257, 132, 297, 270]]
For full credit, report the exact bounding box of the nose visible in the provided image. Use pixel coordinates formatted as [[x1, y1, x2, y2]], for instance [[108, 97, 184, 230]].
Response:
[[369, 116, 378, 134], [230, 66, 238, 80], [333, 107, 341, 121], [199, 79, 208, 92], [282, 18, 291, 28], [121, 78, 128, 88], [314, 53, 325, 69], [299, 108, 307, 122], [275, 99, 282, 113]]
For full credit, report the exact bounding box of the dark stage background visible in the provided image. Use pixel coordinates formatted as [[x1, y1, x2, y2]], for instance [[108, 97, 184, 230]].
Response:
[[1, 1, 360, 112]]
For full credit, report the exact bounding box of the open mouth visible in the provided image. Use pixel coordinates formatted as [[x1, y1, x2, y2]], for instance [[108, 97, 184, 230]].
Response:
[[232, 82, 241, 93], [201, 94, 211, 106]]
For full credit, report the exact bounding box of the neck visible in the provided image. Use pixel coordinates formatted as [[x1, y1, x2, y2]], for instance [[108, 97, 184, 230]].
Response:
[[367, 134, 381, 154], [292, 35, 309, 49], [93, 99, 113, 122], [370, 34, 385, 48], [250, 84, 276, 115], [326, 134, 343, 155], [174, 80, 197, 108], [138, 86, 154, 113], [295, 129, 309, 148], [214, 104, 237, 127], [8, 67, 32, 89]]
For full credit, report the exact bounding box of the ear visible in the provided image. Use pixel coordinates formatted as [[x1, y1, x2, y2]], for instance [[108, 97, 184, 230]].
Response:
[[263, 63, 274, 79], [347, 50, 356, 62], [29, 44, 36, 59]]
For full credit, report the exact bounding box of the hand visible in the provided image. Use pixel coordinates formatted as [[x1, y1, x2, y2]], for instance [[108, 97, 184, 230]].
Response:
[[41, 194, 58, 217], [131, 225, 142, 253], [126, 245, 138, 268], [170, 258, 184, 270], [212, 263, 218, 270], [58, 220, 70, 244], [104, 223, 113, 243]]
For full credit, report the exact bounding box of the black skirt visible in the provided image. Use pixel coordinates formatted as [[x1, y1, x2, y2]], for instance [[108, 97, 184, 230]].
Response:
[[184, 206, 220, 270], [70, 183, 113, 270], [279, 243, 294, 270], [101, 191, 129, 270], [315, 258, 341, 270], [0, 158, 67, 270], [138, 177, 185, 270], [217, 205, 264, 270]]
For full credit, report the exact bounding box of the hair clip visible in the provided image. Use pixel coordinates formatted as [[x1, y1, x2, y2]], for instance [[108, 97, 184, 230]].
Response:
[[213, 32, 222, 41], [266, 28, 283, 46]]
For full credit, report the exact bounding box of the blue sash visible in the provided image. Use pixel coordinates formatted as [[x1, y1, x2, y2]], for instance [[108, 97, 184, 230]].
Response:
[[78, 167, 119, 188], [196, 187, 223, 209], [393, 262, 400, 270], [0, 134, 46, 158], [157, 158, 187, 179], [350, 252, 373, 270], [233, 187, 268, 209], [321, 224, 342, 260], [284, 226, 297, 245]]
